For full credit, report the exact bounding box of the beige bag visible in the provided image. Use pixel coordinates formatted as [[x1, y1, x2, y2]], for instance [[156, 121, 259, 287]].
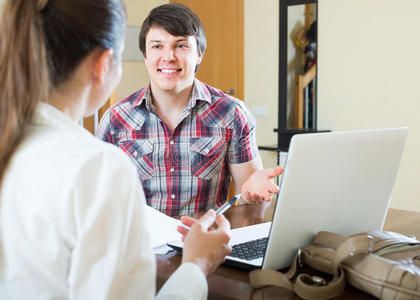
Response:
[[250, 231, 420, 300]]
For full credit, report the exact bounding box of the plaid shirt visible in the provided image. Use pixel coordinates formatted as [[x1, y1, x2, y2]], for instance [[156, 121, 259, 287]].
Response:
[[97, 79, 258, 216]]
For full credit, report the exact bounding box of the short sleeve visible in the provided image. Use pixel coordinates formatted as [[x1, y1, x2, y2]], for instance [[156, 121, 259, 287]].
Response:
[[96, 109, 115, 144], [227, 102, 259, 164]]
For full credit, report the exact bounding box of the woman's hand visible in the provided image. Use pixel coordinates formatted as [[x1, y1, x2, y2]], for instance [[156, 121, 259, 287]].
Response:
[[178, 210, 231, 275]]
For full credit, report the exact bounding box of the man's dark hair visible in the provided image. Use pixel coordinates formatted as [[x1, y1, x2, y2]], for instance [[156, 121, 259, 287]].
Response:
[[139, 3, 206, 58]]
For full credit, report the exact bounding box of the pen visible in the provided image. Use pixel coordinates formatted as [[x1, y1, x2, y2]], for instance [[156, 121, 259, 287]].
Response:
[[178, 194, 241, 232], [215, 194, 241, 216]]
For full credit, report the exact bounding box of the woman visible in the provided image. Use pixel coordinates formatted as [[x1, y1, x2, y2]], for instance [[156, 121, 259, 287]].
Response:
[[0, 0, 230, 299]]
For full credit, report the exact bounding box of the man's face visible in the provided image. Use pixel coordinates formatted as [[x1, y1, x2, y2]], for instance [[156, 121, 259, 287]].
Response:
[[144, 26, 202, 96]]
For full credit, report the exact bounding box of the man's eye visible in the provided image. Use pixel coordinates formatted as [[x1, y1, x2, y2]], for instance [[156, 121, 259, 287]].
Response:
[[177, 44, 188, 49], [151, 45, 161, 49]]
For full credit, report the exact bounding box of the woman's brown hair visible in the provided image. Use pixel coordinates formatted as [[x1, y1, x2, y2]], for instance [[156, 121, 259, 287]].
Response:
[[0, 0, 125, 185]]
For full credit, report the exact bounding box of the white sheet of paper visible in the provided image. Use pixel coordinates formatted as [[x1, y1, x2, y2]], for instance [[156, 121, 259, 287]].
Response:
[[144, 205, 182, 248], [153, 244, 175, 255]]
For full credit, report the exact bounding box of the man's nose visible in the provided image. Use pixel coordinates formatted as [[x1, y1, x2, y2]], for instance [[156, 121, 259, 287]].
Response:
[[163, 48, 175, 61]]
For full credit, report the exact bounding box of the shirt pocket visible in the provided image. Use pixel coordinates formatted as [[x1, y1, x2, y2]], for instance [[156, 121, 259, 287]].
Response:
[[118, 139, 154, 180], [190, 136, 227, 180]]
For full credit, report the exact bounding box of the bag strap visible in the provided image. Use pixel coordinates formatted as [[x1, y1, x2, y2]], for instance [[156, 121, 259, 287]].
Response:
[[331, 234, 374, 276], [250, 256, 298, 290], [250, 254, 346, 300], [249, 269, 294, 291], [312, 231, 347, 248], [294, 271, 346, 300]]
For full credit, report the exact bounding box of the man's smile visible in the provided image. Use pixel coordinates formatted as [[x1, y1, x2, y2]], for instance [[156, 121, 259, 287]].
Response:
[[158, 68, 182, 74]]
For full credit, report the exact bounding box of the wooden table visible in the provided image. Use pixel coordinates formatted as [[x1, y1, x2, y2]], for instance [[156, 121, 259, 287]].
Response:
[[156, 202, 420, 300]]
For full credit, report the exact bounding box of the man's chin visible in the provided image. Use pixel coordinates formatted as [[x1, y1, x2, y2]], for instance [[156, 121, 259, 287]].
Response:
[[152, 81, 193, 95]]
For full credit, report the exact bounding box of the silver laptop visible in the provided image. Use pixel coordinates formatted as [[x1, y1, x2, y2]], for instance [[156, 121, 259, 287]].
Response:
[[168, 128, 407, 270]]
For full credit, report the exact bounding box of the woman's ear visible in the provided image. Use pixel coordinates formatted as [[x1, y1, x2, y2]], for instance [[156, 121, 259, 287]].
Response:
[[92, 48, 114, 84]]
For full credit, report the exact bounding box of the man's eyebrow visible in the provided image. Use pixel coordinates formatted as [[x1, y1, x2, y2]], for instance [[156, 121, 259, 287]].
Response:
[[148, 38, 190, 44]]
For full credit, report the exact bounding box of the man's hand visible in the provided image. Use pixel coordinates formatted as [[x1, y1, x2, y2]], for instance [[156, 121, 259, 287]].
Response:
[[240, 165, 284, 204], [178, 210, 231, 276]]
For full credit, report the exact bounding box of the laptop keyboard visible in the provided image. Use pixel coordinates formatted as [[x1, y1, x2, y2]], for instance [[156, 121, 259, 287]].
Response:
[[229, 237, 268, 260]]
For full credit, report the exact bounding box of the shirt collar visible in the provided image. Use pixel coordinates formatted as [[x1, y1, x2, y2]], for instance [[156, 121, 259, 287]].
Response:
[[188, 78, 212, 109], [133, 85, 152, 109], [33, 102, 91, 137], [133, 78, 212, 111]]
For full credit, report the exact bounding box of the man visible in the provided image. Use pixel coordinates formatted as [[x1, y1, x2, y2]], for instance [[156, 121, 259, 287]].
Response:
[[97, 3, 282, 216]]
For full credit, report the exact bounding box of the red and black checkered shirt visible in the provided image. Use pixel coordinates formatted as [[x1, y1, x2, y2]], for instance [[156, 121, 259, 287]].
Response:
[[96, 79, 258, 216]]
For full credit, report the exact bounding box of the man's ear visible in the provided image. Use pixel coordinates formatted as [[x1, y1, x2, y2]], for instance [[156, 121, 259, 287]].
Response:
[[197, 51, 203, 65], [92, 48, 114, 84]]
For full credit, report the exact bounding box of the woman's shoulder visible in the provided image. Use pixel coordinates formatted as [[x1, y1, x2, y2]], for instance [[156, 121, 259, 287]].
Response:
[[25, 123, 137, 181]]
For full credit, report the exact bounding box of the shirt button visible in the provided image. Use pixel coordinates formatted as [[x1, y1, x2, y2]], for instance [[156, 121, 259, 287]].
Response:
[[204, 148, 209, 154], [170, 167, 175, 172], [171, 194, 175, 199], [170, 140, 174, 145]]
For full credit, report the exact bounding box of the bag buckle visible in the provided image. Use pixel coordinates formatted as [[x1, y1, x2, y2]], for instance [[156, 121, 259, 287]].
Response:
[[300, 274, 328, 287], [297, 248, 303, 268], [310, 276, 327, 286]]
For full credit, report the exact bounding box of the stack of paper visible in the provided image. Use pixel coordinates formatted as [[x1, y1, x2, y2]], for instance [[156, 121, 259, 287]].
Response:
[[144, 205, 183, 253]]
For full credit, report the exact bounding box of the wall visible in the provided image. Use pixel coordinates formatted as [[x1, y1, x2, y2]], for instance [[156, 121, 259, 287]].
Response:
[[317, 0, 420, 211], [244, 0, 279, 147], [117, 0, 168, 101]]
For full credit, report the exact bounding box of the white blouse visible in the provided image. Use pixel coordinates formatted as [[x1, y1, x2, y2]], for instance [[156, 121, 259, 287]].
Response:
[[0, 102, 206, 300]]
